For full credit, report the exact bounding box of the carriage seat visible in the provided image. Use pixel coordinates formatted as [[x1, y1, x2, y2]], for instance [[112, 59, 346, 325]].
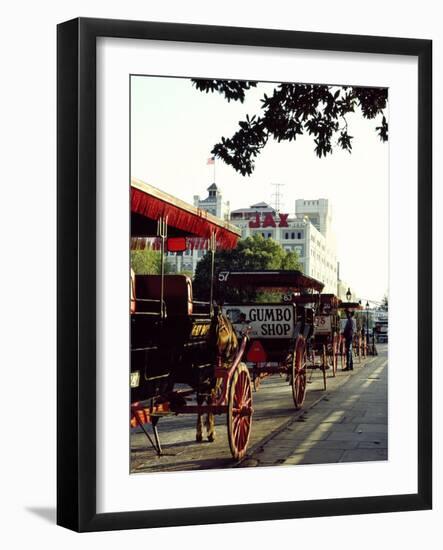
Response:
[[134, 275, 193, 317]]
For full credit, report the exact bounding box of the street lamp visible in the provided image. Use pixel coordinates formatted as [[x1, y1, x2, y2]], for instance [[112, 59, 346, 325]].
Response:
[[346, 287, 352, 302]]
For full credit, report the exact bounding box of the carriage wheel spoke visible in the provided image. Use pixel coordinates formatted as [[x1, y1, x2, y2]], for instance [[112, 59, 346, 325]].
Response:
[[237, 420, 246, 449], [228, 363, 252, 460]]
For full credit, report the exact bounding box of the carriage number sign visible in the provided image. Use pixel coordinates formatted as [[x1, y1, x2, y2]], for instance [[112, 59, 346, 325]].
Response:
[[314, 315, 332, 335], [225, 305, 295, 338]]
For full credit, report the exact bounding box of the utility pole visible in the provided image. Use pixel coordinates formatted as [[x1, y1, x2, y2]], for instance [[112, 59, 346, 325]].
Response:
[[271, 183, 285, 213]]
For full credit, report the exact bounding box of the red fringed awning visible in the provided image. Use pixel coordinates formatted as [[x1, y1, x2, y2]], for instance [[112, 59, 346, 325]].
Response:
[[131, 237, 219, 251], [131, 178, 240, 250]]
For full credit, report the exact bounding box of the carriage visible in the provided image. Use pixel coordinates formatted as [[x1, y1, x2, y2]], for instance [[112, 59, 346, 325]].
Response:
[[130, 178, 253, 461], [338, 301, 364, 368], [303, 293, 340, 385], [217, 270, 324, 409]]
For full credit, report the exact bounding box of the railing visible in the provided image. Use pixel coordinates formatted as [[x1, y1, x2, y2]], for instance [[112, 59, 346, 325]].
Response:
[[132, 297, 166, 317], [133, 297, 214, 318], [192, 300, 211, 317]]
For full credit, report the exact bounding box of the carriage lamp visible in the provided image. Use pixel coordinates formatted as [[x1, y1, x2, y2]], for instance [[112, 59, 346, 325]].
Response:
[[346, 288, 352, 301]]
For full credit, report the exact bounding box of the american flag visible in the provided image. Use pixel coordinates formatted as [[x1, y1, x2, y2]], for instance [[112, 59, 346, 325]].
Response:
[[207, 156, 215, 165]]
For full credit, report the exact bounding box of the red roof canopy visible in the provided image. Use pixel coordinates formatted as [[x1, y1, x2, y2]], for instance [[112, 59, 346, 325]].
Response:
[[131, 178, 240, 250]]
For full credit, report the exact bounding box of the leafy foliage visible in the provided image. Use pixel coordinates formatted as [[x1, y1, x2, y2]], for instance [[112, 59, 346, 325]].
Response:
[[193, 234, 301, 301], [192, 79, 388, 175], [131, 250, 171, 275], [192, 79, 257, 103]]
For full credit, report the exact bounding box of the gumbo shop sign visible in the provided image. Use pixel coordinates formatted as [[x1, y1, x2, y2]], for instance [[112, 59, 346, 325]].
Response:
[[225, 305, 294, 339]]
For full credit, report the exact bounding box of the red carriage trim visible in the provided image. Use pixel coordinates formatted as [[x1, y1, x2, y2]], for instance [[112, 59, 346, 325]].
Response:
[[131, 178, 240, 250], [131, 236, 219, 251], [247, 340, 267, 363]]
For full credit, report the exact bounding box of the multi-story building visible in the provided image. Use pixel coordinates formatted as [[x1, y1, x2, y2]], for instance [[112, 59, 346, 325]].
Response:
[[336, 262, 352, 302], [166, 183, 230, 274], [193, 183, 230, 219], [166, 186, 339, 295], [229, 198, 338, 294]]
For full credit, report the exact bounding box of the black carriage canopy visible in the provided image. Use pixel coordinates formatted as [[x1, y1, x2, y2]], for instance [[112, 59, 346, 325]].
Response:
[[217, 270, 324, 293], [131, 177, 240, 249], [292, 292, 339, 306], [338, 301, 363, 310]]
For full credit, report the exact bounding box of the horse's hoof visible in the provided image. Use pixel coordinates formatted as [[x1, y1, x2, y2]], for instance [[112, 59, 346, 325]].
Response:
[[207, 434, 216, 443], [196, 434, 203, 443]]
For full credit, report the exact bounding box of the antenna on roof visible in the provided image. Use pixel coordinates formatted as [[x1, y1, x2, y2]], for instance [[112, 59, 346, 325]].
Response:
[[271, 183, 284, 212]]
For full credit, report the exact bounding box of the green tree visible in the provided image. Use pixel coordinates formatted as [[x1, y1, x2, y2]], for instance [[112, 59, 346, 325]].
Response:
[[192, 79, 388, 176], [193, 234, 301, 301], [131, 250, 171, 275]]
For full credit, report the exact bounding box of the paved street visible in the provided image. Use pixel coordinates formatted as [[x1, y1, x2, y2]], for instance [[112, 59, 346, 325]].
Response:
[[131, 344, 387, 473]]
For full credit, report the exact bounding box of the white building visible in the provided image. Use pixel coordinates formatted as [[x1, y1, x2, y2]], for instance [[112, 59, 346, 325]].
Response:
[[193, 183, 230, 219], [166, 187, 339, 295], [229, 198, 338, 294], [166, 183, 230, 274]]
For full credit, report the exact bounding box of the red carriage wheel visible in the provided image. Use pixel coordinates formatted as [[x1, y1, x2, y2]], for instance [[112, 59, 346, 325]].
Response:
[[340, 336, 345, 370], [331, 333, 338, 377], [227, 362, 253, 461], [292, 337, 307, 409], [321, 344, 327, 390]]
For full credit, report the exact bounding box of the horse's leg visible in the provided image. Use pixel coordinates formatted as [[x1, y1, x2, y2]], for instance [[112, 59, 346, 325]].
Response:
[[206, 409, 215, 442], [196, 394, 203, 442], [206, 388, 217, 442]]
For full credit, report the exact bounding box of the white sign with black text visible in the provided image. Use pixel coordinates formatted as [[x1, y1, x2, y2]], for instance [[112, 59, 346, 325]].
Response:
[[224, 305, 295, 338]]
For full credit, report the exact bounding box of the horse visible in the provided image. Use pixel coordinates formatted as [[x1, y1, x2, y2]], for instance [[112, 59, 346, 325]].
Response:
[[196, 310, 239, 443]]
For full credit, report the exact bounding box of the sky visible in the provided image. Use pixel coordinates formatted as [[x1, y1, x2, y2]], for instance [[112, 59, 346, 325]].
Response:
[[131, 76, 389, 303]]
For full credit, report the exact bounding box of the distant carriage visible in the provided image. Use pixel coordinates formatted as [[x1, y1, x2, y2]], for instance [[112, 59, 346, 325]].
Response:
[[217, 270, 324, 409], [338, 301, 363, 368], [302, 293, 341, 387], [130, 178, 253, 461]]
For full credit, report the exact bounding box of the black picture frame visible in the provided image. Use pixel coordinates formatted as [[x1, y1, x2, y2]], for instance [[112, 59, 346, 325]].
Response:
[[57, 17, 432, 532]]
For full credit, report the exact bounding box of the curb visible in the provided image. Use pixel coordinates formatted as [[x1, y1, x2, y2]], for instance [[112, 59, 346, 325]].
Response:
[[233, 355, 378, 467]]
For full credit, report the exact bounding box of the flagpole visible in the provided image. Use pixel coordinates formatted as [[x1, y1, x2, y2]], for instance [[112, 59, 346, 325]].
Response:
[[213, 158, 216, 183]]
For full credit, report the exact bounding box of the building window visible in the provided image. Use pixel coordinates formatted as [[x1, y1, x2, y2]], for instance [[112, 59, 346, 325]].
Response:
[[285, 232, 289, 240], [291, 232, 295, 239]]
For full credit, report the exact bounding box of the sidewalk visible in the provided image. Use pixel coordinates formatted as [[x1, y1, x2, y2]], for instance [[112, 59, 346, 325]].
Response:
[[239, 345, 388, 467]]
